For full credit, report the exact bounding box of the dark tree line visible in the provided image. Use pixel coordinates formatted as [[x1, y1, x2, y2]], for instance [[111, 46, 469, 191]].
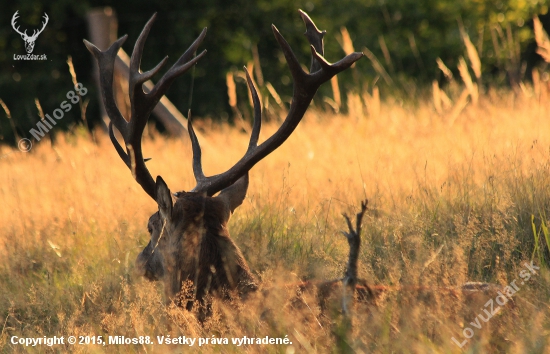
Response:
[[0, 0, 548, 145]]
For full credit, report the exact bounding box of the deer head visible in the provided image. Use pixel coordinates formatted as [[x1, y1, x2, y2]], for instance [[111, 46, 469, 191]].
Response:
[[11, 11, 48, 54], [84, 11, 363, 309]]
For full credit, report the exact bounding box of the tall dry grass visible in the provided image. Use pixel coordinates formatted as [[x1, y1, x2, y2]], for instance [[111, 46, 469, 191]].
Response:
[[1, 84, 550, 352]]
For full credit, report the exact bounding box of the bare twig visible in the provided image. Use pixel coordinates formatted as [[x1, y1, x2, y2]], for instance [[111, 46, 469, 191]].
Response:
[[340, 199, 368, 315]]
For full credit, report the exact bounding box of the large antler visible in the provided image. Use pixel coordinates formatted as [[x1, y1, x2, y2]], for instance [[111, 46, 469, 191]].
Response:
[[84, 14, 207, 199], [189, 10, 364, 196], [11, 11, 48, 39]]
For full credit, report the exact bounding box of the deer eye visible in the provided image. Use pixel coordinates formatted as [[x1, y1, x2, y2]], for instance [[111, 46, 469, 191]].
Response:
[[147, 226, 153, 234]]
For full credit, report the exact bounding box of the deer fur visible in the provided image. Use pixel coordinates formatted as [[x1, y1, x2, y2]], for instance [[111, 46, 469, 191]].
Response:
[[134, 176, 257, 310]]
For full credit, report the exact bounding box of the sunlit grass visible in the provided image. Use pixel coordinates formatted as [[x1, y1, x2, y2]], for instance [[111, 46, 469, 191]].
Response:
[[1, 87, 550, 352]]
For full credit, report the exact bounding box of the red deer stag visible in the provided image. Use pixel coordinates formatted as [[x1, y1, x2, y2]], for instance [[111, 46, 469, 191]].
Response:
[[84, 11, 363, 313]]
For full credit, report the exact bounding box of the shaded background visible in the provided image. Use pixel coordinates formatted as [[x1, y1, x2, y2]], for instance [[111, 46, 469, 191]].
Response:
[[0, 0, 548, 145]]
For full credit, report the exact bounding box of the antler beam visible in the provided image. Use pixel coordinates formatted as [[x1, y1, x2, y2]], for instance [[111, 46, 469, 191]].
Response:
[[189, 9, 364, 196]]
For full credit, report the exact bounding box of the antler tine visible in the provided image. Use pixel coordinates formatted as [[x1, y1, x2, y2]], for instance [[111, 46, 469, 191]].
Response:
[[149, 28, 208, 101], [188, 113, 205, 181], [108, 122, 131, 167], [271, 25, 308, 84], [299, 9, 325, 73], [311, 47, 363, 77], [128, 14, 207, 136], [129, 14, 169, 88], [188, 67, 261, 192], [127, 14, 168, 141], [84, 36, 129, 134], [244, 67, 262, 151], [190, 10, 363, 196]]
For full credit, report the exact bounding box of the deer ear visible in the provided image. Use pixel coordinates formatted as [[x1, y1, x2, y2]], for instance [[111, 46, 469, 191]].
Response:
[[216, 174, 249, 219], [156, 176, 173, 220]]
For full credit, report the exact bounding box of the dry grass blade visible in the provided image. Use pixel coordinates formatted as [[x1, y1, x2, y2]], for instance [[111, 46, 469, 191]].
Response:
[[67, 56, 90, 132], [408, 33, 424, 70], [363, 86, 380, 119], [0, 99, 19, 141], [293, 329, 315, 353], [66, 56, 78, 88], [459, 20, 482, 79], [532, 68, 541, 99], [362, 47, 393, 85], [347, 92, 363, 119], [226, 71, 237, 109], [490, 24, 504, 66], [440, 89, 452, 109], [323, 97, 339, 113], [378, 34, 394, 72], [534, 16, 550, 63], [226, 71, 245, 122], [448, 88, 470, 125], [421, 244, 444, 272], [338, 26, 357, 71], [34, 98, 54, 147], [433, 81, 442, 114], [432, 80, 453, 113], [458, 57, 478, 105], [34, 98, 45, 121], [331, 76, 341, 110], [265, 82, 283, 108], [340, 27, 356, 55], [251, 44, 264, 86], [436, 58, 453, 80], [47, 239, 62, 258], [507, 24, 520, 66], [0, 100, 12, 120], [462, 32, 482, 79]]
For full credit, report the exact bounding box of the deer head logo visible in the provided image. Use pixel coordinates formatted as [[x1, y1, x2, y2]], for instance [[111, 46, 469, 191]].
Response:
[[11, 11, 49, 54]]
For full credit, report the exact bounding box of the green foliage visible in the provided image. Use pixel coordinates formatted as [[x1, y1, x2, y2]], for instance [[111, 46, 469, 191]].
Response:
[[531, 214, 550, 268]]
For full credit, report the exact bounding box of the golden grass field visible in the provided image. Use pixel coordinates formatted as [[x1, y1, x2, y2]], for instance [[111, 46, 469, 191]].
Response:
[[1, 86, 550, 353]]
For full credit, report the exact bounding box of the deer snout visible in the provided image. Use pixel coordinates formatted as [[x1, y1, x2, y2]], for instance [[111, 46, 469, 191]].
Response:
[[135, 244, 164, 281]]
